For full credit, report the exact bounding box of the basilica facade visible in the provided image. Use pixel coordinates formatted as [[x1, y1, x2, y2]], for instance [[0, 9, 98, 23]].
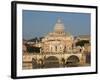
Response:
[[42, 19, 73, 53]]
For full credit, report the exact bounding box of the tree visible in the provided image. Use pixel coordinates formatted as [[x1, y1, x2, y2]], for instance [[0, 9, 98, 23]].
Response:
[[27, 46, 41, 53], [76, 40, 89, 47], [28, 37, 38, 42]]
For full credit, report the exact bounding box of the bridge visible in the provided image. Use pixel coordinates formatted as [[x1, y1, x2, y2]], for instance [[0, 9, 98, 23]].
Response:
[[22, 52, 86, 69]]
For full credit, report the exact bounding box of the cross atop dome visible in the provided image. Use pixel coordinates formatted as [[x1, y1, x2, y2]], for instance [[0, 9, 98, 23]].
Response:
[[57, 17, 62, 23]]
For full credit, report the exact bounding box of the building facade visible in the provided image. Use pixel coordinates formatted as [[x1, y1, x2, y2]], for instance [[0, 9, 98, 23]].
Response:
[[42, 19, 73, 53]]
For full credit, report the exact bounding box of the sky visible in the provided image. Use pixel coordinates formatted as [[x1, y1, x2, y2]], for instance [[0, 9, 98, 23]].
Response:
[[23, 10, 90, 40]]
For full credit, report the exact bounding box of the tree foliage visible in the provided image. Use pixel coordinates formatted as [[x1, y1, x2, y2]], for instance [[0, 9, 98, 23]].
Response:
[[27, 46, 41, 53], [28, 37, 44, 42], [76, 40, 89, 47]]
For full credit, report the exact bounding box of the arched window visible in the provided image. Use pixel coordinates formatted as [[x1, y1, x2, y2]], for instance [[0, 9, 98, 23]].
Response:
[[55, 46, 57, 51], [50, 46, 52, 52], [64, 46, 66, 52]]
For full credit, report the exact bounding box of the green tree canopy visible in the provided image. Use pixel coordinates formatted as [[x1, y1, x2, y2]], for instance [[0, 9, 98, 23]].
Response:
[[76, 40, 89, 47]]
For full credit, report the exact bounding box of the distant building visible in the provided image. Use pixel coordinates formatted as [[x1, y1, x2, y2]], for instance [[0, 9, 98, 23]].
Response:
[[23, 44, 27, 52], [77, 35, 90, 41]]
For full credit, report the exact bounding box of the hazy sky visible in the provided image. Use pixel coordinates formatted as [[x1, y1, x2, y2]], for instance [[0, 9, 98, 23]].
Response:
[[23, 10, 90, 40]]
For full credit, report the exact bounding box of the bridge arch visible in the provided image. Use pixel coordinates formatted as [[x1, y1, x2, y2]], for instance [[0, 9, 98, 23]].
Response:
[[66, 55, 80, 67], [32, 58, 37, 69], [44, 56, 59, 68]]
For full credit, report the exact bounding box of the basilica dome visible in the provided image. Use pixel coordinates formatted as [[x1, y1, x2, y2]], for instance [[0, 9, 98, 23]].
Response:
[[54, 18, 64, 33]]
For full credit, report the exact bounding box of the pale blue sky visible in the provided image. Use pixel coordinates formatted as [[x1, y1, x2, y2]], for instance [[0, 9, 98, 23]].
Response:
[[23, 10, 90, 40]]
